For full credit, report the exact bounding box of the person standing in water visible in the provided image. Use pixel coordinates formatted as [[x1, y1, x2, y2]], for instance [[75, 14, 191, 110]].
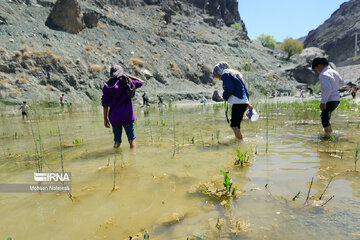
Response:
[[60, 94, 65, 107], [312, 57, 344, 137], [213, 62, 253, 140], [102, 65, 144, 149], [19, 101, 29, 120]]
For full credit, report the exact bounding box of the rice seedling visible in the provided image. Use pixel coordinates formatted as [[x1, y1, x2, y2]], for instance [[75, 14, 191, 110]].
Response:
[[319, 176, 334, 200], [305, 177, 314, 204], [292, 191, 301, 201], [72, 138, 83, 147], [220, 170, 235, 196], [234, 149, 250, 167], [144, 231, 149, 239], [354, 145, 359, 171]]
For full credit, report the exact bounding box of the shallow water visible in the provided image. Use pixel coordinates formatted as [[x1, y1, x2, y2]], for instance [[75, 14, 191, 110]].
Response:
[[1, 103, 360, 240]]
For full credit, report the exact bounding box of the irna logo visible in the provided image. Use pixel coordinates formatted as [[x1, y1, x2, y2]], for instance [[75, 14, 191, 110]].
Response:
[[34, 172, 71, 182]]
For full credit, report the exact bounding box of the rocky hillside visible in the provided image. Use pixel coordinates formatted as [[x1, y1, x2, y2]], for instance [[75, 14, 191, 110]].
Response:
[[0, 0, 300, 106], [304, 0, 360, 66]]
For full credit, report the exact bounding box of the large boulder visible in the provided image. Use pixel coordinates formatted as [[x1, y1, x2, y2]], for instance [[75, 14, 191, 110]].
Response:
[[300, 47, 327, 65], [212, 90, 223, 102], [287, 64, 318, 85], [83, 12, 98, 28], [45, 0, 85, 34]]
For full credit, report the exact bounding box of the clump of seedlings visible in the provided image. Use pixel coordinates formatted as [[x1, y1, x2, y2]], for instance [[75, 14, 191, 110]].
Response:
[[234, 149, 250, 167], [189, 170, 237, 199]]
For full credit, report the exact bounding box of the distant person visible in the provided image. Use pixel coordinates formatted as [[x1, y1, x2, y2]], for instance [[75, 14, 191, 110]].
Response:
[[347, 82, 359, 99], [200, 96, 207, 104], [19, 101, 29, 120], [142, 93, 149, 107], [312, 57, 345, 137], [60, 94, 65, 107], [158, 95, 164, 106], [213, 61, 254, 140], [102, 65, 144, 149], [307, 85, 313, 95], [299, 89, 304, 98]]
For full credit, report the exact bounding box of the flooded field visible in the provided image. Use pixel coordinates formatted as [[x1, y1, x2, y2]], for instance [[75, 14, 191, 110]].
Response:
[[1, 100, 360, 240]]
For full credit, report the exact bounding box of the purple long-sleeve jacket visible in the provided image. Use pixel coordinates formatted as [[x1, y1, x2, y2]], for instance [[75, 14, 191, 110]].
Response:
[[101, 78, 143, 126]]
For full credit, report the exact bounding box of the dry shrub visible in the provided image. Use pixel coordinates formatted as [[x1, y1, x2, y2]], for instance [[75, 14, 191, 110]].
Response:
[[133, 65, 141, 75], [90, 64, 105, 76], [9, 87, 23, 97], [98, 44, 105, 51], [129, 58, 148, 67], [21, 45, 30, 53], [46, 84, 55, 90], [169, 62, 182, 78], [83, 44, 94, 52], [0, 80, 11, 89], [16, 74, 28, 84], [44, 47, 61, 61], [14, 51, 21, 57], [90, 41, 95, 45], [98, 24, 107, 29], [29, 67, 41, 73]]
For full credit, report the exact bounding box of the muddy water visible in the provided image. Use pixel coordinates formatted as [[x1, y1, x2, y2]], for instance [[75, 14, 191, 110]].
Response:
[[0, 103, 360, 240]]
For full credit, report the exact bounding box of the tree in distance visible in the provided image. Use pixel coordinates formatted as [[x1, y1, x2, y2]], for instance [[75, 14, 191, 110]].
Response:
[[279, 38, 304, 59], [256, 34, 276, 50]]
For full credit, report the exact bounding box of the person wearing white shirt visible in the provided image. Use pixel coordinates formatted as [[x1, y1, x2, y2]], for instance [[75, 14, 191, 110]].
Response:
[[312, 57, 344, 137]]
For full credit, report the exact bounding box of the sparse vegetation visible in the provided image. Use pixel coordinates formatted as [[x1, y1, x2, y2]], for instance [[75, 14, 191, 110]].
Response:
[[230, 22, 242, 31]]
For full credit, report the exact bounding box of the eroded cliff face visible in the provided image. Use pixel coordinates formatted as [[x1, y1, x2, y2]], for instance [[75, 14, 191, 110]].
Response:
[[304, 0, 360, 65], [0, 0, 299, 105], [95, 0, 247, 35]]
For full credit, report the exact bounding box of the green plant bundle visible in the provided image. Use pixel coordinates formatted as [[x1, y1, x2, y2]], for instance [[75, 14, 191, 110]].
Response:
[[234, 149, 249, 166], [220, 170, 232, 194]]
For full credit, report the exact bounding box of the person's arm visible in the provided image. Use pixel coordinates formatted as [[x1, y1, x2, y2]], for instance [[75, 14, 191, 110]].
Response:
[[127, 74, 144, 89], [320, 75, 331, 110], [103, 106, 110, 128]]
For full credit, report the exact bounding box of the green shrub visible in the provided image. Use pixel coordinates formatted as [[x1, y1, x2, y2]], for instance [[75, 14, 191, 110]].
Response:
[[230, 22, 242, 31], [279, 38, 303, 59], [257, 34, 276, 49]]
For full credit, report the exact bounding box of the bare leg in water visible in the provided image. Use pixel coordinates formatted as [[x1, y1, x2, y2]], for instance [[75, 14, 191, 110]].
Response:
[[232, 127, 243, 140], [129, 140, 136, 149], [324, 123, 332, 137]]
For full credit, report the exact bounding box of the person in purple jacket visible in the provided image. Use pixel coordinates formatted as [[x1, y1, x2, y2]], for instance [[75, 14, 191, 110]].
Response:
[[102, 65, 144, 149]]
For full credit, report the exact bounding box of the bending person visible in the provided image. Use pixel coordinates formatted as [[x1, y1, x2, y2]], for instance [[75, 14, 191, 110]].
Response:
[[213, 62, 253, 140]]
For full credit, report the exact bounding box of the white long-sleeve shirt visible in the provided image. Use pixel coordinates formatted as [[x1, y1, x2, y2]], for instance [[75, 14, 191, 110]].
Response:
[[319, 66, 345, 104]]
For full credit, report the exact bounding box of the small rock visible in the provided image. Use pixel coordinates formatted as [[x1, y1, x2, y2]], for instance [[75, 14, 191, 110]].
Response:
[[9, 38, 14, 42]]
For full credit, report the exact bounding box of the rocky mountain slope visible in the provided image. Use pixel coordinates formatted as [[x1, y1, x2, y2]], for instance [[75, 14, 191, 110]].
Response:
[[304, 0, 360, 66], [0, 0, 300, 106]]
